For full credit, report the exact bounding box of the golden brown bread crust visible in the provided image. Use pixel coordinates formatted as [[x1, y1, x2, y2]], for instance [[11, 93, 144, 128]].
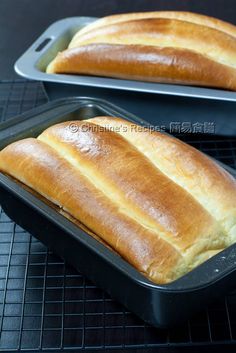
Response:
[[0, 138, 184, 284], [0, 117, 235, 283], [68, 18, 236, 68], [13, 175, 122, 253], [88, 117, 236, 243], [74, 11, 236, 40], [46, 44, 236, 91], [38, 120, 224, 251], [46, 12, 236, 90]]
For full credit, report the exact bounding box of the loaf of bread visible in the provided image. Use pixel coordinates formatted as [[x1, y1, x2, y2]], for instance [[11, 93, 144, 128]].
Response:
[[46, 11, 236, 91], [0, 117, 236, 284]]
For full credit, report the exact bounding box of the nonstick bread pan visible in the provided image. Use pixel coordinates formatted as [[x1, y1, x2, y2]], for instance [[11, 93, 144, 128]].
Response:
[[0, 96, 236, 328]]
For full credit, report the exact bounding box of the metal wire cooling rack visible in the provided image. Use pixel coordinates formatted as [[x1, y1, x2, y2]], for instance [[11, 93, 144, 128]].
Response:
[[0, 80, 48, 122], [0, 79, 236, 352]]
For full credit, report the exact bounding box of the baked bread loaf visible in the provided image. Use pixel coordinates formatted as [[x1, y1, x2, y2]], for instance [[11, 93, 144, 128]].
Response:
[[0, 116, 236, 284], [46, 11, 236, 91]]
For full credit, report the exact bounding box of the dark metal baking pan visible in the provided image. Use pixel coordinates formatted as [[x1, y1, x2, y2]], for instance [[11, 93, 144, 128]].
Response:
[[44, 82, 236, 137], [14, 17, 236, 102], [0, 97, 236, 328]]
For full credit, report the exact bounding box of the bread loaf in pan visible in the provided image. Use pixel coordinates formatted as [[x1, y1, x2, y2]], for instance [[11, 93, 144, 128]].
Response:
[[0, 117, 236, 284], [46, 11, 236, 91]]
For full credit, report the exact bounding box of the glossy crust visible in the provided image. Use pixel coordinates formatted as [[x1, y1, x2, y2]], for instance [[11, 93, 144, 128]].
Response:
[[0, 117, 234, 283], [0, 138, 183, 284], [46, 13, 236, 90], [73, 11, 236, 40], [46, 44, 236, 91], [68, 18, 236, 68], [87, 117, 236, 243]]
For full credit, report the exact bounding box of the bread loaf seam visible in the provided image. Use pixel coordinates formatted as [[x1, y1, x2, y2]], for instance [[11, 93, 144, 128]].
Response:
[[38, 121, 227, 259], [87, 117, 236, 243], [39, 120, 226, 241], [46, 11, 236, 91], [69, 18, 236, 69], [0, 138, 186, 283], [0, 116, 235, 284], [73, 11, 236, 40], [38, 132, 185, 255]]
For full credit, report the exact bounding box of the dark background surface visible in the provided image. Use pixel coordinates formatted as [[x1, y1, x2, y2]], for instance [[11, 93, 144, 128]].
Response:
[[1, 0, 236, 79]]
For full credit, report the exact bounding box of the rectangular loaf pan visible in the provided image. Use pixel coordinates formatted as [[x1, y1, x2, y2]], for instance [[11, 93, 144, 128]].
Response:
[[14, 17, 236, 102], [1, 97, 236, 328]]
